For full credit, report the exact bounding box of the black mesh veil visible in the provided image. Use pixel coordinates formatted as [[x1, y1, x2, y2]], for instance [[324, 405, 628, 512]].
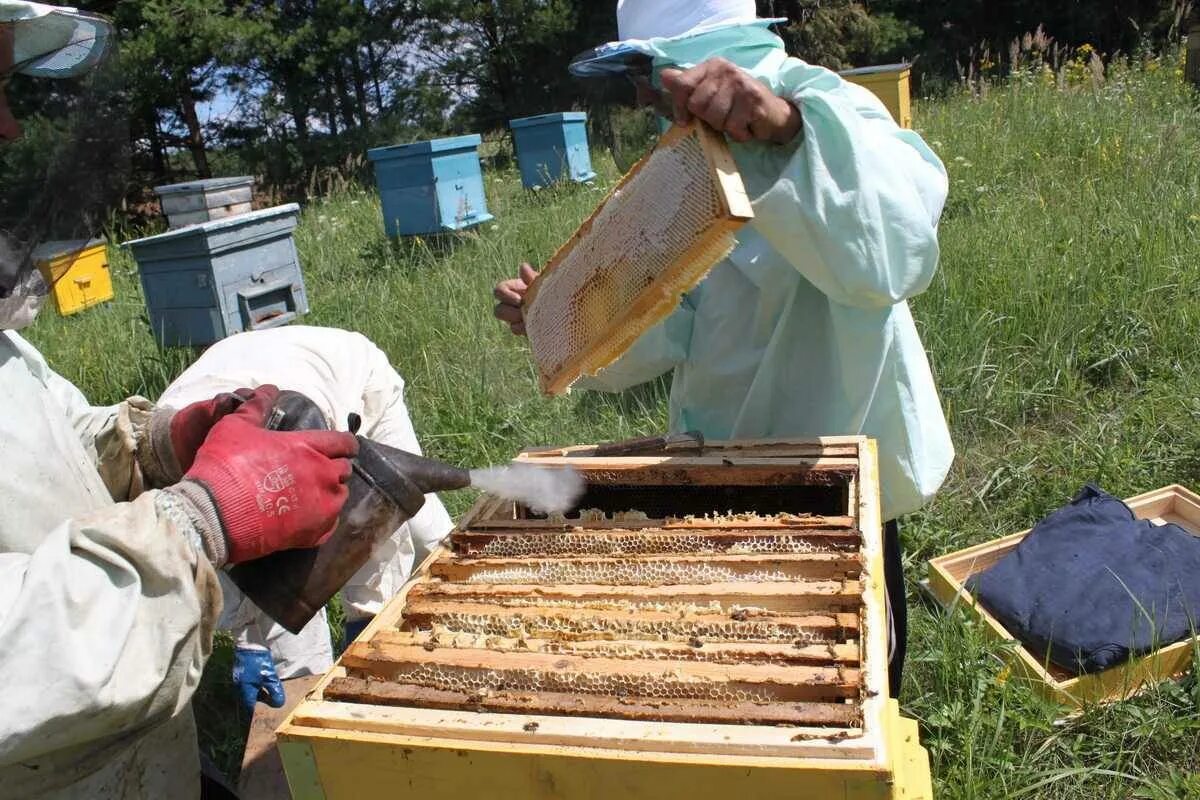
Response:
[[0, 18, 128, 300]]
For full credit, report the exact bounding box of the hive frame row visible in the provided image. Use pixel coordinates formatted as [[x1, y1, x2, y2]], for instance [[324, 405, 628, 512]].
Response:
[[281, 437, 893, 767]]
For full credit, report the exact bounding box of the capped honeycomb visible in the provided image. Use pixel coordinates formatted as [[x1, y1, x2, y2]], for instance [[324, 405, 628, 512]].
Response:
[[522, 123, 753, 395]]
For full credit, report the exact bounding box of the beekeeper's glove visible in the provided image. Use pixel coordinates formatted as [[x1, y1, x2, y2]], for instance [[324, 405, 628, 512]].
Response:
[[232, 645, 286, 714], [165, 384, 358, 566], [139, 387, 258, 487]]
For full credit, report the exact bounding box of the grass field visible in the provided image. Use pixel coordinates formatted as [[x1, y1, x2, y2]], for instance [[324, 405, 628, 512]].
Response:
[[24, 53, 1200, 797]]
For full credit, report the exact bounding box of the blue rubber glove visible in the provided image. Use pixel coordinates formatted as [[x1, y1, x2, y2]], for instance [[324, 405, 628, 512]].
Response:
[[232, 646, 286, 714]]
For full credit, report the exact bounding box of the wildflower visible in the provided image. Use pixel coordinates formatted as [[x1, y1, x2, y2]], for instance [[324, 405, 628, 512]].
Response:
[[490, 224, 499, 230], [975, 185, 987, 193], [962, 160, 973, 168], [932, 140, 944, 148], [1076, 43, 1094, 57], [954, 155, 966, 162], [996, 665, 1012, 686]]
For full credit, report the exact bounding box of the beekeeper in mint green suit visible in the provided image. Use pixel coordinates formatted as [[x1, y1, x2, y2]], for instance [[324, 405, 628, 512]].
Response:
[[494, 0, 953, 696]]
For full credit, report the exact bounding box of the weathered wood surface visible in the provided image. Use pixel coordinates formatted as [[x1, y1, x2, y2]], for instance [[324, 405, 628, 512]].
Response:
[[430, 553, 862, 582], [408, 580, 863, 613], [342, 643, 860, 702], [371, 629, 860, 665], [401, 599, 859, 643], [325, 676, 862, 727]]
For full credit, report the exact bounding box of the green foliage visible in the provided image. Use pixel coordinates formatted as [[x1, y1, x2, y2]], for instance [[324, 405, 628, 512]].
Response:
[[757, 0, 921, 69], [409, 0, 616, 131]]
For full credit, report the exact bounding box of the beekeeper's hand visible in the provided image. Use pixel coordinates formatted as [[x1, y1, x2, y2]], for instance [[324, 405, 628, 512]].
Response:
[[233, 646, 286, 715], [493, 262, 539, 336], [660, 58, 802, 144], [140, 388, 258, 486], [165, 384, 359, 566]]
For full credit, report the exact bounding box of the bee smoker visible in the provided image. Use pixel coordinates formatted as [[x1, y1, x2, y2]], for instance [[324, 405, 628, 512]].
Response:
[[226, 390, 470, 633]]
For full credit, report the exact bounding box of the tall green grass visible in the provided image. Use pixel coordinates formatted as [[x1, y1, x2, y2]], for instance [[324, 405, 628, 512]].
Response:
[[23, 57, 1200, 796]]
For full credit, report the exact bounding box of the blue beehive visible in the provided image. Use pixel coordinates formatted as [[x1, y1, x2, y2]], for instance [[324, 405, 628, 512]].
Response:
[[367, 135, 494, 237], [124, 204, 309, 347], [509, 112, 596, 189]]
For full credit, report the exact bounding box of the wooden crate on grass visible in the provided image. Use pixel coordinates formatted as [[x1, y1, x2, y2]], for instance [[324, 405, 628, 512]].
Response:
[[926, 484, 1200, 707], [278, 436, 932, 800]]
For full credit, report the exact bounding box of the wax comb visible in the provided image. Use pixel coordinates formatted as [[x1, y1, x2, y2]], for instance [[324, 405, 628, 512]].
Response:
[[522, 122, 754, 395]]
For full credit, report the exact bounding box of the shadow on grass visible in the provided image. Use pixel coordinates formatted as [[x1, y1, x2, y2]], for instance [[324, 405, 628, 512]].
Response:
[[355, 229, 487, 275]]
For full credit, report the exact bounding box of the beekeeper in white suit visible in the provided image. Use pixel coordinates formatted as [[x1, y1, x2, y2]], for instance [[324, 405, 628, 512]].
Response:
[[496, 0, 953, 697], [0, 5, 362, 797], [159, 325, 455, 713]]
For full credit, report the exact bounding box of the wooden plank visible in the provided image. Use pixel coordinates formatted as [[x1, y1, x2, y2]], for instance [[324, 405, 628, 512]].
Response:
[[408, 580, 863, 613], [286, 699, 882, 761], [511, 456, 857, 487], [698, 119, 755, 220], [371, 629, 861, 666], [451, 529, 863, 558], [430, 552, 863, 582], [342, 643, 860, 701], [458, 516, 858, 532], [516, 436, 866, 460], [324, 677, 861, 727], [401, 599, 859, 643]]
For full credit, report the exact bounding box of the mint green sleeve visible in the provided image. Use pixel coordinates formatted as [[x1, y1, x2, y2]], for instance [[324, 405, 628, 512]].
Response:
[[733, 61, 948, 309], [574, 300, 695, 392]]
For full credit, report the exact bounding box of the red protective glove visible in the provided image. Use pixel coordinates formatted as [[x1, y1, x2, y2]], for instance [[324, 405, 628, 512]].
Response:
[[172, 384, 359, 564], [141, 387, 258, 487], [169, 388, 256, 473]]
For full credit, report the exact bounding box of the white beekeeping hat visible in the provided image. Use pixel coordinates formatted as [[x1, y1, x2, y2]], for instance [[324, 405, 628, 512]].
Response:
[[0, 1, 113, 79], [616, 0, 758, 42]]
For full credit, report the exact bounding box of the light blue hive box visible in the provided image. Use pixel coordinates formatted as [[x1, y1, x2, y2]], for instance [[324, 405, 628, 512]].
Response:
[[124, 204, 309, 347], [509, 111, 596, 189], [367, 135, 494, 237]]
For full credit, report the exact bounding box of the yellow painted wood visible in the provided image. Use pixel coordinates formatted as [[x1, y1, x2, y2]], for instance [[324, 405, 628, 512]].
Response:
[[35, 241, 114, 316], [842, 66, 913, 128], [277, 738, 326, 800], [926, 484, 1200, 707], [284, 727, 896, 800]]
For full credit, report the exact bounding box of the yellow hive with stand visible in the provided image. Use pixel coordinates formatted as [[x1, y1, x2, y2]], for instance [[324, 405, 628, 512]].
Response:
[[33, 238, 114, 316]]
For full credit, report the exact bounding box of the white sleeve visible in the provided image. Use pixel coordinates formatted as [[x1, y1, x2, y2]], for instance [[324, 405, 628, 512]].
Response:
[[732, 60, 948, 309], [0, 492, 222, 767], [9, 333, 153, 500]]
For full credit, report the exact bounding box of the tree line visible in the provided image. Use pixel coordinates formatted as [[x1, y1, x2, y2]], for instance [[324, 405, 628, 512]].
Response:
[[3, 0, 1192, 203]]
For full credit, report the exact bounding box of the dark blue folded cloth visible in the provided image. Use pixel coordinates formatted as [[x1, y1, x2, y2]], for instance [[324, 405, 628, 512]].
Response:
[[967, 484, 1200, 675]]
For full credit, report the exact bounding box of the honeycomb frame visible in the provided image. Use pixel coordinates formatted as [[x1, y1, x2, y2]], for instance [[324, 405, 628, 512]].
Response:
[[522, 122, 754, 395]]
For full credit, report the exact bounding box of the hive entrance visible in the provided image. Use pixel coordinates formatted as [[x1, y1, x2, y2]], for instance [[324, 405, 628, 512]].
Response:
[[322, 439, 884, 757]]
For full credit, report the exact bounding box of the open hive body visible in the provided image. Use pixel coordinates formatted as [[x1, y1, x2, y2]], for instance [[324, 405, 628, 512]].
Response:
[[278, 437, 932, 799]]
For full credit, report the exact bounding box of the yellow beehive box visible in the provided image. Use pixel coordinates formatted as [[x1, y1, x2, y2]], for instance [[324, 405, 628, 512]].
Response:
[[278, 436, 933, 799], [927, 484, 1200, 707], [33, 238, 114, 316], [840, 64, 913, 129]]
